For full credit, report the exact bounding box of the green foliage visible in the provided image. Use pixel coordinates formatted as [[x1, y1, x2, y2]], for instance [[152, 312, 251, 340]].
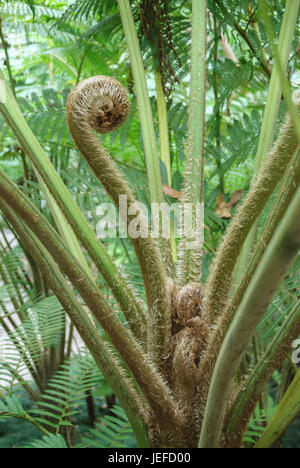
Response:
[[243, 396, 277, 446], [0, 388, 41, 448], [0, 349, 120, 447], [0, 0, 299, 449], [28, 351, 103, 431], [80, 405, 136, 448], [256, 259, 300, 348], [18, 88, 69, 142], [0, 393, 27, 420], [26, 433, 67, 448], [0, 296, 65, 390]]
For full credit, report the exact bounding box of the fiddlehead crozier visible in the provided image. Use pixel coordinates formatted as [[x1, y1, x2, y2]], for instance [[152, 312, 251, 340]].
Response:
[[66, 76, 172, 372]]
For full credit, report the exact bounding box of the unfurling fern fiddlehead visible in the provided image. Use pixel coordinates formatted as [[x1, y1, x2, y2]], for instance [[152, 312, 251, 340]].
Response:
[[66, 76, 171, 372]]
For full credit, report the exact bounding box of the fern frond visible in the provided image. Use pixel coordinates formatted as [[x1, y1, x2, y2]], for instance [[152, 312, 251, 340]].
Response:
[[25, 433, 67, 448], [2, 2, 62, 20], [59, 0, 117, 22], [0, 393, 26, 420], [18, 89, 69, 142], [0, 296, 65, 391]]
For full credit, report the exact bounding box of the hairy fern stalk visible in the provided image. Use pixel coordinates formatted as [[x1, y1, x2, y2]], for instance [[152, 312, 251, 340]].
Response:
[[0, 0, 300, 449]]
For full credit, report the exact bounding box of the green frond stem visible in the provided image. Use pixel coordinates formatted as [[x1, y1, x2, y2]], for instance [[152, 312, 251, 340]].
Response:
[[233, 0, 300, 288], [211, 16, 224, 194], [254, 366, 300, 448], [0, 395, 50, 437], [204, 103, 300, 325], [117, 0, 174, 276], [177, 0, 207, 285], [0, 173, 186, 442], [199, 185, 300, 448], [0, 199, 151, 447], [225, 298, 300, 447], [0, 70, 146, 343]]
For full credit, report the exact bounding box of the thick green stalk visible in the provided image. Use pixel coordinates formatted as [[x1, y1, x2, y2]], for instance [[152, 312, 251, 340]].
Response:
[[254, 367, 300, 448], [0, 70, 146, 339], [199, 185, 300, 448], [213, 18, 224, 193], [233, 0, 300, 287], [177, 0, 207, 285], [0, 200, 151, 447]]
